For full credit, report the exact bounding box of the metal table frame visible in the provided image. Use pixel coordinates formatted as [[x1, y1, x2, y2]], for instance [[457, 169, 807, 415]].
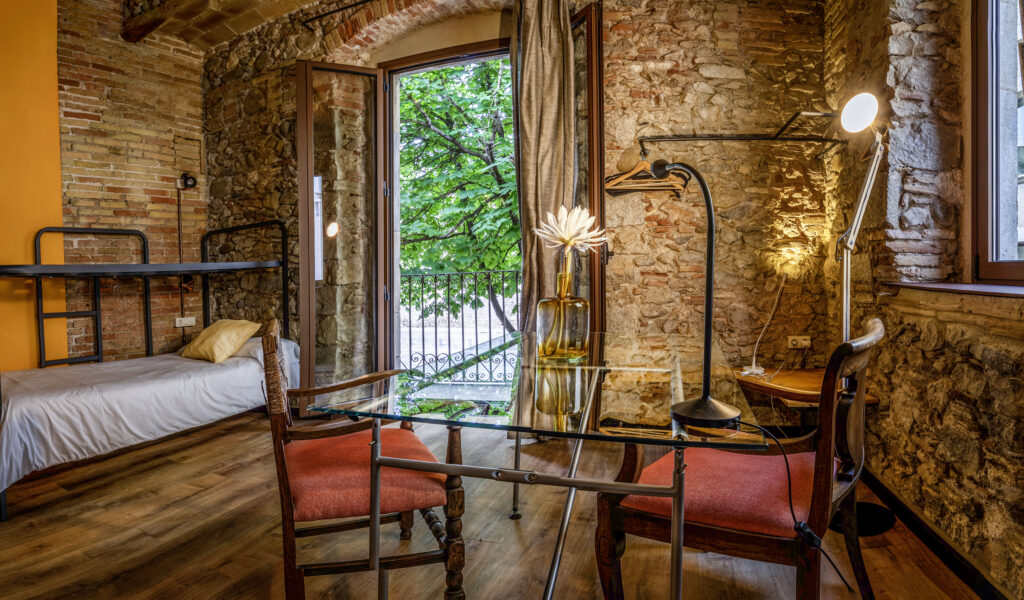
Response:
[[358, 372, 692, 600]]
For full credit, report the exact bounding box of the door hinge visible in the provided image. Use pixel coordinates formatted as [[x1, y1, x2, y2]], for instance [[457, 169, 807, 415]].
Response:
[[383, 81, 389, 93], [383, 285, 391, 302], [383, 182, 391, 197]]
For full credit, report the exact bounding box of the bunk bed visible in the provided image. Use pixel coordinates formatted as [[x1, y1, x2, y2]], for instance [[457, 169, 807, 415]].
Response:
[[0, 220, 293, 520]]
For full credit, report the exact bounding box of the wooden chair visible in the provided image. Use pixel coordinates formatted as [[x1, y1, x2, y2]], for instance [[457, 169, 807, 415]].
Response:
[[595, 318, 885, 600], [261, 320, 466, 599]]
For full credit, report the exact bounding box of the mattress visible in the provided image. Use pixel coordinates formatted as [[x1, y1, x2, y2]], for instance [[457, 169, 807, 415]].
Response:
[[0, 338, 299, 492]]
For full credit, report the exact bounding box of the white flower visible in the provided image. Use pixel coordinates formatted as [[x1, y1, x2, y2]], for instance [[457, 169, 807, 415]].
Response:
[[534, 206, 608, 253]]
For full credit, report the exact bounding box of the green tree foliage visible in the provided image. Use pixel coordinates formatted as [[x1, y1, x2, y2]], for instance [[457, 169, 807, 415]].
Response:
[[398, 58, 520, 331]]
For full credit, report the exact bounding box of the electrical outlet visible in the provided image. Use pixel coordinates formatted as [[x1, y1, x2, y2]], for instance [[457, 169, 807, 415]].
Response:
[[788, 335, 811, 349], [175, 316, 196, 328]]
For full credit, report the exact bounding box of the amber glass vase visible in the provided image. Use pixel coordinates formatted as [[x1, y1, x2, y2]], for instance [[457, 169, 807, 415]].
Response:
[[536, 253, 590, 359], [533, 362, 581, 432]]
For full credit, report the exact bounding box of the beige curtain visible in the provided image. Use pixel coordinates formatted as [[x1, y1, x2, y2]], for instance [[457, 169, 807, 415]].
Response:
[[512, 0, 577, 334]]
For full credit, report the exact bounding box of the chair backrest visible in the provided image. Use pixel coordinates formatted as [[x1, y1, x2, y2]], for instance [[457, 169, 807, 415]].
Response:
[[261, 319, 298, 524], [262, 319, 292, 429], [807, 317, 885, 533]]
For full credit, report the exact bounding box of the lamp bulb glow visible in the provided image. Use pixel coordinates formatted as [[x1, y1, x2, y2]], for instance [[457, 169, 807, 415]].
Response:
[[840, 92, 878, 133], [325, 221, 339, 238]]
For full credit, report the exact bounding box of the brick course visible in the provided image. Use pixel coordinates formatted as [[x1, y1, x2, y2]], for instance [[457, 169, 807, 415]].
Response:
[[59, 0, 206, 359]]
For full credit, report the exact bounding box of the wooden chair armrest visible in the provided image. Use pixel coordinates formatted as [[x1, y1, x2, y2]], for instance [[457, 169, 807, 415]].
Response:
[[284, 418, 379, 440], [615, 443, 645, 483], [719, 431, 817, 456], [287, 369, 405, 399], [599, 443, 646, 506]]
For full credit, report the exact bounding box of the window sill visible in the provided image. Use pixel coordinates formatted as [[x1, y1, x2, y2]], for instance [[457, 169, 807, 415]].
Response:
[[881, 281, 1024, 299]]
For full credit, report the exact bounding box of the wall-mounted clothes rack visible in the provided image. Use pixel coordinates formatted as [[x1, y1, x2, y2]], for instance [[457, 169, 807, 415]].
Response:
[[637, 111, 847, 157], [0, 220, 288, 368], [301, 0, 374, 31]]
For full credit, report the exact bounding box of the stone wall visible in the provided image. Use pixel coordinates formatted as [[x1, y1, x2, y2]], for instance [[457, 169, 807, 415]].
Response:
[[870, 289, 1024, 597], [202, 0, 511, 383], [823, 0, 1024, 596], [59, 0, 206, 359], [601, 0, 832, 369], [122, 0, 167, 20], [203, 43, 302, 342], [202, 4, 371, 382]]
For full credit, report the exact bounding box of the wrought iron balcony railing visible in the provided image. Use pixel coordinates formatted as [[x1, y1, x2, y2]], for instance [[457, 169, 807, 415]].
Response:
[[399, 269, 521, 383]]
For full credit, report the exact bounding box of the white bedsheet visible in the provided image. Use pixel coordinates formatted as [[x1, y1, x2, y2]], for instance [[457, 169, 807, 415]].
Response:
[[0, 338, 299, 492]]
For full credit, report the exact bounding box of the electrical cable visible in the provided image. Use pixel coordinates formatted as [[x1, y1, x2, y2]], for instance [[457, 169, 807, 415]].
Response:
[[744, 273, 787, 375], [739, 420, 854, 592], [177, 187, 186, 345], [765, 346, 808, 384]]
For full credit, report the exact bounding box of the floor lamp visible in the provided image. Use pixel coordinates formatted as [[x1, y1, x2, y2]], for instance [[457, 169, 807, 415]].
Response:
[[836, 92, 885, 342], [834, 92, 899, 536]]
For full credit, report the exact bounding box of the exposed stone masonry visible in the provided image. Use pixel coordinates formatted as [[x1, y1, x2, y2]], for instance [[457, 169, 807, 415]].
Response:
[[123, 0, 168, 20], [871, 290, 1024, 597], [202, 0, 512, 382], [202, 3, 367, 382], [600, 0, 832, 368], [824, 0, 1024, 596]]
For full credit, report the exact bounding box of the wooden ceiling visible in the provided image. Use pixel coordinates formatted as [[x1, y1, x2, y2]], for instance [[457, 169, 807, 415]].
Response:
[[122, 0, 323, 50]]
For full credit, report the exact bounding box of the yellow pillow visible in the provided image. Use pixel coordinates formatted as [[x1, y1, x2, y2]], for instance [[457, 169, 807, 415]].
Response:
[[181, 319, 261, 363]]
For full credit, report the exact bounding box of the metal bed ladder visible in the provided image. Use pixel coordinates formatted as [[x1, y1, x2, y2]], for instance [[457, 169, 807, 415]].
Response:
[[32, 227, 153, 367]]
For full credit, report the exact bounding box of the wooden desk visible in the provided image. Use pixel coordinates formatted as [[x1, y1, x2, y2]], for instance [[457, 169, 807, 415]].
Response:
[[734, 367, 879, 410]]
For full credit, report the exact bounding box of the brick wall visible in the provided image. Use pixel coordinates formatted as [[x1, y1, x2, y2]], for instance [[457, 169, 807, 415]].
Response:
[[58, 0, 206, 359]]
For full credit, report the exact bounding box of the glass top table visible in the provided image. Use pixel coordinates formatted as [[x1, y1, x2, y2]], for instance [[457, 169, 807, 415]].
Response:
[[309, 331, 765, 600], [310, 331, 766, 450]]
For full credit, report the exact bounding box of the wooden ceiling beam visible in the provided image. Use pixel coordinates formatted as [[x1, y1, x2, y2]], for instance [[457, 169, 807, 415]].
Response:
[[121, 0, 210, 43]]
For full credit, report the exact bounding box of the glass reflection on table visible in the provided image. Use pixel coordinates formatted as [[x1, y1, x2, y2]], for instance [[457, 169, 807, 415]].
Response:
[[310, 331, 765, 450]]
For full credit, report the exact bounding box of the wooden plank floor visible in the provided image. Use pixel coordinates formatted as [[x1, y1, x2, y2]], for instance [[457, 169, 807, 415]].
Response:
[[0, 413, 976, 599]]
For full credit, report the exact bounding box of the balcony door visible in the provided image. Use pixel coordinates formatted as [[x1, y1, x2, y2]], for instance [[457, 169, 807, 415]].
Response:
[[297, 61, 388, 390], [572, 2, 607, 334], [382, 41, 522, 383], [296, 8, 605, 392]]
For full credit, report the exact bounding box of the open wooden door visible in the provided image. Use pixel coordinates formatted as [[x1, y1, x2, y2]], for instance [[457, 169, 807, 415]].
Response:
[[296, 60, 389, 404], [572, 3, 607, 333]]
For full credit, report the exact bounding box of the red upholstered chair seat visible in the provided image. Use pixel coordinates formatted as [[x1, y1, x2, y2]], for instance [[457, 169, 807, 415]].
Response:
[[285, 427, 447, 522], [620, 447, 817, 538]]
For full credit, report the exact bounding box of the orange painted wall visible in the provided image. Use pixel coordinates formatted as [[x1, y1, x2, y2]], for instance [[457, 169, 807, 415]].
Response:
[[0, 0, 66, 372]]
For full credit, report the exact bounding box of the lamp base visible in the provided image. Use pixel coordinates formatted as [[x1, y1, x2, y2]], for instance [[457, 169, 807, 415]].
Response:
[[670, 396, 741, 428]]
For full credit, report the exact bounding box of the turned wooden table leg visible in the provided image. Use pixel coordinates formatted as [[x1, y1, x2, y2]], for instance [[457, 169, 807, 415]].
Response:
[[444, 425, 466, 600]]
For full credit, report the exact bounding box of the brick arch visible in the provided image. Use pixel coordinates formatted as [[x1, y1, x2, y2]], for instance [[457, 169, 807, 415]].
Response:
[[324, 0, 511, 59]]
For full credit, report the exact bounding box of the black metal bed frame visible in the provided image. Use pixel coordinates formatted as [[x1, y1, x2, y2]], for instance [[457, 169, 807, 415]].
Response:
[[33, 227, 153, 366], [0, 220, 289, 368], [0, 220, 289, 522], [201, 219, 290, 338]]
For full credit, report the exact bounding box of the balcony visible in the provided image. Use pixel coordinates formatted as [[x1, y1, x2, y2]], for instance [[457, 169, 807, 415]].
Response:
[[398, 270, 521, 384]]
